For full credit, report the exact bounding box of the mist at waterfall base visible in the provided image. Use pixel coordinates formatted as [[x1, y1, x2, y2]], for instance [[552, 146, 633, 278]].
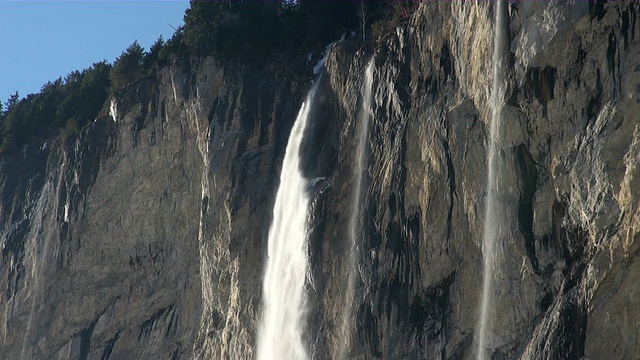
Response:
[[477, 0, 509, 359], [256, 81, 321, 360]]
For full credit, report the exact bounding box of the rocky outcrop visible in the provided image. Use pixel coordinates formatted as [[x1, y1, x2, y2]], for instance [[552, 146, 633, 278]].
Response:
[[1, 2, 639, 359]]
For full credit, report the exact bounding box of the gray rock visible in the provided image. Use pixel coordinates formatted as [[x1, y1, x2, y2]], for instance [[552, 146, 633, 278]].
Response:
[[1, 2, 639, 359]]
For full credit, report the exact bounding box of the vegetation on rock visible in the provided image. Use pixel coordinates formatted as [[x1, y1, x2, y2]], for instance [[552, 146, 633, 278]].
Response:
[[0, 0, 418, 155], [0, 62, 111, 154]]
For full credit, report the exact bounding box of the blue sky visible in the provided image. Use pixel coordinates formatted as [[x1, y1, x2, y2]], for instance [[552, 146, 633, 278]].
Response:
[[0, 1, 190, 103]]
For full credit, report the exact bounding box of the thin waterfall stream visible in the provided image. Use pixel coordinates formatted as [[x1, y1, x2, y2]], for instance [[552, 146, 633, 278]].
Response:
[[477, 1, 509, 359], [337, 59, 374, 360]]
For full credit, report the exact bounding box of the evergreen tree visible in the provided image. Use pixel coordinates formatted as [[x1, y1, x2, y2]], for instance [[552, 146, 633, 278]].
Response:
[[0, 64, 110, 154], [144, 36, 164, 72], [183, 1, 227, 55], [183, 0, 289, 58], [110, 41, 145, 90], [4, 91, 19, 114]]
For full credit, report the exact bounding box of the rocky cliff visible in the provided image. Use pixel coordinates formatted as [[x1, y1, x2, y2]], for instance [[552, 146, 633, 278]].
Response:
[[1, 2, 639, 359]]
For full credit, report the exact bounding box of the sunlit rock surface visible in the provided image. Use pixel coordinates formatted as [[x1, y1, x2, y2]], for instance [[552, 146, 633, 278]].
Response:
[[1, 2, 639, 359]]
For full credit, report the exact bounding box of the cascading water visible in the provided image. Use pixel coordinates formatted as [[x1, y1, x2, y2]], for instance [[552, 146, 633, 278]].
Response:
[[109, 98, 118, 122], [477, 1, 509, 359], [257, 80, 321, 360], [337, 59, 374, 360]]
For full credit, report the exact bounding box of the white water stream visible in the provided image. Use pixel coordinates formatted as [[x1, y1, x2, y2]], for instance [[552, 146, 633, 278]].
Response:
[[337, 59, 374, 360], [477, 1, 508, 359], [257, 82, 321, 360]]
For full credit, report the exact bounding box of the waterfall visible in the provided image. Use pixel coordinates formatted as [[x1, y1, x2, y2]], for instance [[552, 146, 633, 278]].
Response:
[[337, 59, 374, 360], [477, 1, 509, 359], [257, 81, 321, 360], [109, 98, 118, 122]]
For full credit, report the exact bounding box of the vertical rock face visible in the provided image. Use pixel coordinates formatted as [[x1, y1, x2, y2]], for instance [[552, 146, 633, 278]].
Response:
[[1, 2, 639, 359], [0, 57, 306, 359], [314, 2, 640, 359]]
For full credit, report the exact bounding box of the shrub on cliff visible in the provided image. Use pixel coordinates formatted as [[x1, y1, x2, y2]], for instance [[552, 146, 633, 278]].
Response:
[[369, 2, 419, 40]]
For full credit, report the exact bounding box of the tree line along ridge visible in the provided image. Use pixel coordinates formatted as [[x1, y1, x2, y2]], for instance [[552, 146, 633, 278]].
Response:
[[0, 0, 417, 156]]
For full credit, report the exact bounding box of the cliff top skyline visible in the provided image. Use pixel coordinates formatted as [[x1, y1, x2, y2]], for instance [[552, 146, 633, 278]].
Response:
[[0, 1, 188, 102]]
